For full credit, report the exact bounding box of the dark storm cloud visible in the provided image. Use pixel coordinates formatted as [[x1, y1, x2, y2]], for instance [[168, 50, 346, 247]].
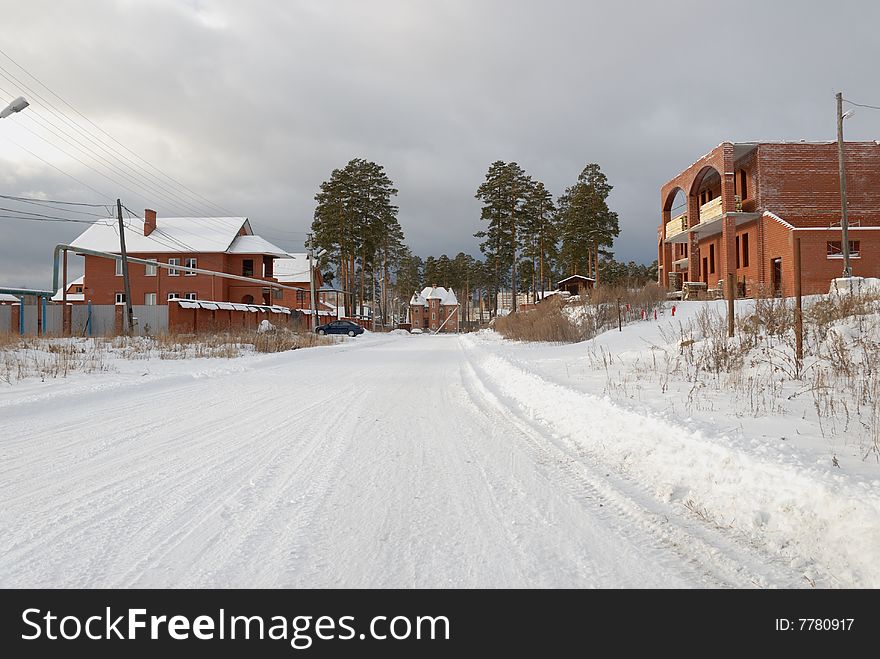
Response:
[[1, 0, 879, 286]]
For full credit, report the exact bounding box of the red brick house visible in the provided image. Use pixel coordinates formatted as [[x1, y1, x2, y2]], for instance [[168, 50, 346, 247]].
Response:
[[52, 276, 85, 304], [410, 286, 459, 332], [659, 141, 880, 297], [273, 253, 323, 309], [68, 209, 288, 306]]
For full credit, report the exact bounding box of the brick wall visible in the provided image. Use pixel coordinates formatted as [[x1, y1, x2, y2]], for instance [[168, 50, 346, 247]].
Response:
[[82, 252, 281, 305], [757, 142, 880, 225]]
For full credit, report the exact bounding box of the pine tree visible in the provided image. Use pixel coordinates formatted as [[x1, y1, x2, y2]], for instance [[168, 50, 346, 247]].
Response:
[[558, 163, 620, 286], [475, 161, 532, 314], [520, 180, 558, 300], [311, 158, 403, 318]]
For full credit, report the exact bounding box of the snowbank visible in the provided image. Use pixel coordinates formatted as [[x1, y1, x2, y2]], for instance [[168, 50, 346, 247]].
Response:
[[469, 299, 880, 587]]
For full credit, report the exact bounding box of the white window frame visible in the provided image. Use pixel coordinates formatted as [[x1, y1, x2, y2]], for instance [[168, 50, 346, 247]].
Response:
[[827, 240, 861, 259], [145, 259, 158, 277], [115, 292, 126, 304], [184, 292, 197, 300], [168, 258, 180, 276], [184, 257, 197, 275], [144, 293, 157, 306], [115, 257, 123, 276], [167, 292, 179, 301]]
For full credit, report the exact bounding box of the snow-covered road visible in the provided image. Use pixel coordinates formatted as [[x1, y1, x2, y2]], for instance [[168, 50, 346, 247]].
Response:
[[1, 332, 869, 587]]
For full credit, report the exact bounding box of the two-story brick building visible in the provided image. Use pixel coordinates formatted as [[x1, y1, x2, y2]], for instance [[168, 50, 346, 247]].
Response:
[[68, 209, 288, 306], [659, 141, 880, 297], [410, 286, 459, 332]]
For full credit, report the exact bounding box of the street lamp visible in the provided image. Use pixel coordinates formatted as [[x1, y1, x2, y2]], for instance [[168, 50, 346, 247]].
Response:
[[0, 96, 28, 119], [837, 92, 854, 278]]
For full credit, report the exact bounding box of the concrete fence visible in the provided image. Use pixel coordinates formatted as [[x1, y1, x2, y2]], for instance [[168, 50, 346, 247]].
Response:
[[1, 303, 170, 336], [0, 301, 305, 336]]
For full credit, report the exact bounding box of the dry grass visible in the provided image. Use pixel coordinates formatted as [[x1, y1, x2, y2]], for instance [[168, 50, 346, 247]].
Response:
[[494, 284, 667, 343], [0, 327, 331, 383], [493, 297, 583, 342], [596, 289, 880, 460]]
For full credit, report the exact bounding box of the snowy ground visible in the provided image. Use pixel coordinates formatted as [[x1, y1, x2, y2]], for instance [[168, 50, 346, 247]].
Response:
[[2, 317, 879, 588]]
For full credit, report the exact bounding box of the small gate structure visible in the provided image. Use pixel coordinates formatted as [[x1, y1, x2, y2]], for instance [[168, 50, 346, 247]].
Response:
[[0, 287, 55, 335]]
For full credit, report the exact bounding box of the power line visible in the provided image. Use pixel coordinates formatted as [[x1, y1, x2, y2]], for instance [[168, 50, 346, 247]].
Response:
[[0, 132, 115, 200], [0, 193, 108, 207], [0, 47, 238, 217], [1, 79, 218, 217], [122, 204, 198, 253], [12, 101, 212, 217], [0, 212, 111, 225], [843, 98, 880, 111]]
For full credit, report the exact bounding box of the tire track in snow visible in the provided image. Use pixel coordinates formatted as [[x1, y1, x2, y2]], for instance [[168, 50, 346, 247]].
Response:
[[458, 338, 819, 588]]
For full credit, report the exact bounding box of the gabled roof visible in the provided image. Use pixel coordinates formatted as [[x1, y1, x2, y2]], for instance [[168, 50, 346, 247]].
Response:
[[421, 286, 445, 300], [227, 234, 288, 257], [51, 276, 85, 302], [557, 274, 595, 285], [411, 286, 459, 306], [273, 253, 311, 282], [70, 217, 255, 254]]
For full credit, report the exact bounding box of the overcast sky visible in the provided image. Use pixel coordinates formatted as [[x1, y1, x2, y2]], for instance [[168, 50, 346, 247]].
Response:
[[1, 0, 879, 288]]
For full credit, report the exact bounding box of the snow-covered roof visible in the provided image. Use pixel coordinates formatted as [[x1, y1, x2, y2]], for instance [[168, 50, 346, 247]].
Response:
[[441, 289, 458, 306], [70, 217, 254, 254], [0, 293, 20, 303], [51, 276, 85, 302], [273, 253, 311, 282], [226, 234, 288, 257], [558, 274, 595, 284], [174, 299, 292, 315], [415, 286, 459, 306]]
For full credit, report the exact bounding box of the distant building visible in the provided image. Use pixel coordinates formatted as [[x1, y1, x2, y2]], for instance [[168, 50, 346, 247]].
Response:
[[557, 275, 595, 297], [409, 286, 459, 332], [51, 275, 85, 304]]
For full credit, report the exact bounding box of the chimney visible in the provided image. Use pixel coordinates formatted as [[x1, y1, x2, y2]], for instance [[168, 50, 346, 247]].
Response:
[[144, 208, 157, 236]]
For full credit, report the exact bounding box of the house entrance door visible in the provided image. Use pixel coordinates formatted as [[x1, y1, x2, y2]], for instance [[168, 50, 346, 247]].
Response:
[[771, 258, 782, 296]]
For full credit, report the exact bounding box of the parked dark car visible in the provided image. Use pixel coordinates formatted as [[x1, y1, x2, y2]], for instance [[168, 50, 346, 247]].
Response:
[[315, 320, 365, 337]]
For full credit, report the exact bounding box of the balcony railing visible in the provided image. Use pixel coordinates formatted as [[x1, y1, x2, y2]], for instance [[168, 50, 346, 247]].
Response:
[[665, 212, 687, 239], [699, 197, 723, 224]]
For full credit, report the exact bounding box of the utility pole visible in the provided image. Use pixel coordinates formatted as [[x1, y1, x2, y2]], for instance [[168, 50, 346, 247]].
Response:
[[837, 92, 852, 278], [116, 199, 134, 334], [307, 233, 318, 330], [794, 237, 804, 375]]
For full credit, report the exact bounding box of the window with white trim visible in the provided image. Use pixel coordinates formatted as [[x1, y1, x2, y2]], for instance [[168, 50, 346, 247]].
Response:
[[168, 258, 180, 276], [827, 240, 860, 258], [144, 293, 157, 305], [145, 260, 157, 276], [184, 257, 197, 275], [115, 257, 123, 276], [115, 292, 126, 304], [184, 292, 197, 300], [167, 292, 179, 301]]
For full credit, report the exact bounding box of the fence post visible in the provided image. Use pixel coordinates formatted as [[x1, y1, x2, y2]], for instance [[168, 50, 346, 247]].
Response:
[[727, 273, 735, 338], [617, 297, 622, 332], [41, 296, 47, 336], [794, 237, 803, 375], [19, 296, 24, 335], [87, 300, 93, 337]]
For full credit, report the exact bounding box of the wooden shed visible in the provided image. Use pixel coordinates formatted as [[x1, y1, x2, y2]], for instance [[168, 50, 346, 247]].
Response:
[[556, 275, 595, 296]]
